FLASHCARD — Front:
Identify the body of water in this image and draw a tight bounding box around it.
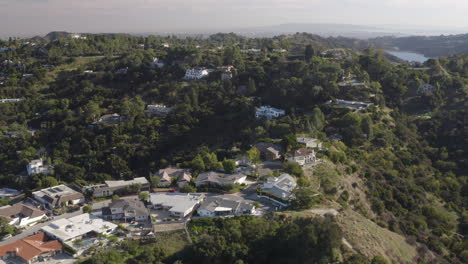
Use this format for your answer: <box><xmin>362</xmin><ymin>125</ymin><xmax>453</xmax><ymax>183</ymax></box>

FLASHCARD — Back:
<box><xmin>385</xmin><ymin>50</ymin><xmax>430</xmax><ymax>63</ymax></box>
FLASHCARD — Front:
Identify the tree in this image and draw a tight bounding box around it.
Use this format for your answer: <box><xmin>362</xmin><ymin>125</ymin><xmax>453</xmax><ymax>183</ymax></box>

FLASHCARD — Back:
<box><xmin>282</xmin><ymin>162</ymin><xmax>304</xmax><ymax>177</ymax></box>
<box><xmin>282</xmin><ymin>134</ymin><xmax>298</xmax><ymax>152</ymax></box>
<box><xmin>222</xmin><ymin>159</ymin><xmax>236</xmax><ymax>174</ymax></box>
<box><xmin>83</xmin><ymin>205</ymin><xmax>93</xmax><ymax>214</ymax></box>
<box><xmin>190</xmin><ymin>154</ymin><xmax>206</xmax><ymax>172</ymax></box>
<box><xmin>139</xmin><ymin>191</ymin><xmax>150</xmax><ymax>202</ymax></box>
<box><xmin>291</xmin><ymin>187</ymin><xmax>318</xmax><ymax>209</ymax></box>
<box><xmin>180</xmin><ymin>184</ymin><xmax>196</xmax><ymax>193</ymax></box>
<box><xmin>246</xmin><ymin>147</ymin><xmax>261</xmax><ymax>165</ymax></box>
<box><xmin>247</xmin><ymin>78</ymin><xmax>256</xmax><ymax>94</ymax></box>
<box><xmin>0</xmin><ymin>217</ymin><xmax>16</xmax><ymax>236</ymax></box>
<box><xmin>361</xmin><ymin>115</ymin><xmax>374</xmax><ymax>140</ymax></box>
<box><xmin>150</xmin><ymin>175</ymin><xmax>160</xmax><ymax>188</ymax></box>
<box><xmin>310</xmin><ymin>107</ymin><xmax>325</xmax><ymax>131</ymax></box>
<box><xmin>40</xmin><ymin>176</ymin><xmax>58</xmax><ymax>188</ymax></box>
<box><xmin>304</xmin><ymin>44</ymin><xmax>314</xmax><ymax>62</ymax></box>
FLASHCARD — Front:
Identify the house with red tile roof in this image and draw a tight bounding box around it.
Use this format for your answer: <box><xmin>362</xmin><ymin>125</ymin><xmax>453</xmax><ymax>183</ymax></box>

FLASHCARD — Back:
<box><xmin>0</xmin><ymin>232</ymin><xmax>63</xmax><ymax>264</ymax></box>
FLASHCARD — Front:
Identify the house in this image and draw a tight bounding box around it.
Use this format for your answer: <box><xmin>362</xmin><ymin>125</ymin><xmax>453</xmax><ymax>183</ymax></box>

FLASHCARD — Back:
<box><xmin>184</xmin><ymin>68</ymin><xmax>210</xmax><ymax>80</ymax></box>
<box><xmin>96</xmin><ymin>113</ymin><xmax>124</xmax><ymax>125</ymax></box>
<box><xmin>195</xmin><ymin>172</ymin><xmax>246</xmax><ymax>187</ymax></box>
<box><xmin>115</xmin><ymin>67</ymin><xmax>128</xmax><ymax>75</ymax></box>
<box><xmin>33</xmin><ymin>184</ymin><xmax>84</xmax><ymax>209</ymax></box>
<box><xmin>146</xmin><ymin>104</ymin><xmax>173</xmax><ymax>117</ymax></box>
<box><xmin>296</xmin><ymin>137</ymin><xmax>322</xmax><ymax>149</ymax></box>
<box><xmin>150</xmin><ymin>193</ymin><xmax>203</xmax><ymax>218</ymax></box>
<box><xmin>0</xmin><ymin>188</ymin><xmax>21</xmax><ymax>200</ymax></box>
<box><xmin>255</xmin><ymin>106</ymin><xmax>285</xmax><ymax>120</ymax></box>
<box><xmin>254</xmin><ymin>143</ymin><xmax>282</xmax><ymax>160</ymax></box>
<box><xmin>70</xmin><ymin>34</ymin><xmax>86</xmax><ymax>40</ymax></box>
<box><xmin>0</xmin><ymin>203</ymin><xmax>47</xmax><ymax>227</ymax></box>
<box><xmin>102</xmin><ymin>198</ymin><xmax>150</xmax><ymax>222</ymax></box>
<box><xmin>41</xmin><ymin>214</ymin><xmax>117</xmax><ymax>243</ymax></box>
<box><xmin>419</xmin><ymin>83</ymin><xmax>436</xmax><ymax>95</ymax></box>
<box><xmin>197</xmin><ymin>196</ymin><xmax>255</xmax><ymax>217</ymax></box>
<box><xmin>332</xmin><ymin>99</ymin><xmax>374</xmax><ymax>110</ymax></box>
<box><xmin>0</xmin><ymin>98</ymin><xmax>24</xmax><ymax>103</ymax></box>
<box><xmin>273</xmin><ymin>49</ymin><xmax>287</xmax><ymax>53</ymax></box>
<box><xmin>155</xmin><ymin>167</ymin><xmax>192</xmax><ymax>188</ymax></box>
<box><xmin>286</xmin><ymin>148</ymin><xmax>317</xmax><ymax>166</ymax></box>
<box><xmin>85</xmin><ymin>177</ymin><xmax>150</xmax><ymax>197</ymax></box>
<box><xmin>27</xmin><ymin>158</ymin><xmax>50</xmax><ymax>176</ymax></box>
<box><xmin>150</xmin><ymin>57</ymin><xmax>165</xmax><ymax>68</ymax></box>
<box><xmin>22</xmin><ymin>74</ymin><xmax>34</xmax><ymax>78</ymax></box>
<box><xmin>0</xmin><ymin>233</ymin><xmax>63</xmax><ymax>264</ymax></box>
<box><xmin>259</xmin><ymin>174</ymin><xmax>297</xmax><ymax>205</ymax></box>
<box><xmin>217</xmin><ymin>66</ymin><xmax>234</xmax><ymax>80</ymax></box>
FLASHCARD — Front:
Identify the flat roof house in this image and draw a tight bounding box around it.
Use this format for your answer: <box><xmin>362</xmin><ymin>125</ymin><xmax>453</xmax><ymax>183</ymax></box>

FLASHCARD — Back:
<box><xmin>150</xmin><ymin>193</ymin><xmax>203</xmax><ymax>218</ymax></box>
<box><xmin>0</xmin><ymin>203</ymin><xmax>47</xmax><ymax>227</ymax></box>
<box><xmin>254</xmin><ymin>143</ymin><xmax>282</xmax><ymax>160</ymax></box>
<box><xmin>184</xmin><ymin>68</ymin><xmax>211</xmax><ymax>80</ymax></box>
<box><xmin>197</xmin><ymin>196</ymin><xmax>255</xmax><ymax>217</ymax></box>
<box><xmin>86</xmin><ymin>177</ymin><xmax>150</xmax><ymax>197</ymax></box>
<box><xmin>27</xmin><ymin>158</ymin><xmax>50</xmax><ymax>176</ymax></box>
<box><xmin>0</xmin><ymin>233</ymin><xmax>63</xmax><ymax>264</ymax></box>
<box><xmin>259</xmin><ymin>174</ymin><xmax>297</xmax><ymax>205</ymax></box>
<box><xmin>102</xmin><ymin>198</ymin><xmax>150</xmax><ymax>222</ymax></box>
<box><xmin>33</xmin><ymin>184</ymin><xmax>84</xmax><ymax>209</ymax></box>
<box><xmin>195</xmin><ymin>172</ymin><xmax>247</xmax><ymax>187</ymax></box>
<box><xmin>155</xmin><ymin>167</ymin><xmax>192</xmax><ymax>187</ymax></box>
<box><xmin>41</xmin><ymin>214</ymin><xmax>117</xmax><ymax>243</ymax></box>
<box><xmin>255</xmin><ymin>106</ymin><xmax>285</xmax><ymax>120</ymax></box>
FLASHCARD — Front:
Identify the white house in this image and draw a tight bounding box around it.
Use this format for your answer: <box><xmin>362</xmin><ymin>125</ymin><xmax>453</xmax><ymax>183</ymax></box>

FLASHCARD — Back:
<box><xmin>259</xmin><ymin>174</ymin><xmax>297</xmax><ymax>205</ymax></box>
<box><xmin>0</xmin><ymin>98</ymin><xmax>24</xmax><ymax>104</ymax></box>
<box><xmin>286</xmin><ymin>148</ymin><xmax>317</xmax><ymax>166</ymax></box>
<box><xmin>41</xmin><ymin>214</ymin><xmax>117</xmax><ymax>243</ymax></box>
<box><xmin>197</xmin><ymin>196</ymin><xmax>255</xmax><ymax>217</ymax></box>
<box><xmin>27</xmin><ymin>159</ymin><xmax>50</xmax><ymax>176</ymax></box>
<box><xmin>146</xmin><ymin>104</ymin><xmax>173</xmax><ymax>117</ymax></box>
<box><xmin>255</xmin><ymin>106</ymin><xmax>285</xmax><ymax>120</ymax></box>
<box><xmin>150</xmin><ymin>57</ymin><xmax>165</xmax><ymax>68</ymax></box>
<box><xmin>296</xmin><ymin>137</ymin><xmax>322</xmax><ymax>149</ymax></box>
<box><xmin>184</xmin><ymin>68</ymin><xmax>210</xmax><ymax>80</ymax></box>
<box><xmin>85</xmin><ymin>177</ymin><xmax>150</xmax><ymax>197</ymax></box>
<box><xmin>102</xmin><ymin>198</ymin><xmax>150</xmax><ymax>222</ymax></box>
<box><xmin>150</xmin><ymin>193</ymin><xmax>203</xmax><ymax>218</ymax></box>
<box><xmin>0</xmin><ymin>203</ymin><xmax>47</xmax><ymax>227</ymax></box>
<box><xmin>195</xmin><ymin>172</ymin><xmax>247</xmax><ymax>187</ymax></box>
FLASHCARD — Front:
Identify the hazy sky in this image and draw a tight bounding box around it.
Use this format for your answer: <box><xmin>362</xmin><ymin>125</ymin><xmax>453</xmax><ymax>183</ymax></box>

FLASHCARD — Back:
<box><xmin>1</xmin><ymin>0</ymin><xmax>467</xmax><ymax>37</ymax></box>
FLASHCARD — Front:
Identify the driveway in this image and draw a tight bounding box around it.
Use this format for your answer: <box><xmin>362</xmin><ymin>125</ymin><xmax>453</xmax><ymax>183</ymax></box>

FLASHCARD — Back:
<box><xmin>0</xmin><ymin>200</ymin><xmax>110</xmax><ymax>246</ymax></box>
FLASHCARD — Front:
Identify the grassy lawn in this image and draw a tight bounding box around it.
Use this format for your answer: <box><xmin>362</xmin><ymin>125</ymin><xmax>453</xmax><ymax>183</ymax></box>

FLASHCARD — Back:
<box><xmin>45</xmin><ymin>56</ymin><xmax>103</xmax><ymax>82</ymax></box>
<box><xmin>154</xmin><ymin>230</ymin><xmax>190</xmax><ymax>256</ymax></box>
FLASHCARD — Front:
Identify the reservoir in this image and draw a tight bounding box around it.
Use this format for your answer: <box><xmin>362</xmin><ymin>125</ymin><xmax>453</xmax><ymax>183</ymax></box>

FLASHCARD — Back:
<box><xmin>385</xmin><ymin>50</ymin><xmax>431</xmax><ymax>63</ymax></box>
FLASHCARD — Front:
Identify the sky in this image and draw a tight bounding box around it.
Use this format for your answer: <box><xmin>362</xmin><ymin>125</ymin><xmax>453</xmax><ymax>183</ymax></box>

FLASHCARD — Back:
<box><xmin>0</xmin><ymin>0</ymin><xmax>467</xmax><ymax>37</ymax></box>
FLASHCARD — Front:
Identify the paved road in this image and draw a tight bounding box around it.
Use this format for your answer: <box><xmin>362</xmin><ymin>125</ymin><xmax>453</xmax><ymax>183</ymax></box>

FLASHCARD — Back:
<box><xmin>0</xmin><ymin>200</ymin><xmax>110</xmax><ymax>246</ymax></box>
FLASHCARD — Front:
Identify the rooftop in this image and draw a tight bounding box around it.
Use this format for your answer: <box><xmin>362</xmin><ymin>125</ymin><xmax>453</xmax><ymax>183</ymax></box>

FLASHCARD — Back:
<box><xmin>150</xmin><ymin>193</ymin><xmax>203</xmax><ymax>214</ymax></box>
<box><xmin>104</xmin><ymin>177</ymin><xmax>149</xmax><ymax>188</ymax></box>
<box><xmin>41</xmin><ymin>213</ymin><xmax>117</xmax><ymax>242</ymax></box>
<box><xmin>0</xmin><ymin>203</ymin><xmax>46</xmax><ymax>221</ymax></box>
<box><xmin>0</xmin><ymin>233</ymin><xmax>62</xmax><ymax>262</ymax></box>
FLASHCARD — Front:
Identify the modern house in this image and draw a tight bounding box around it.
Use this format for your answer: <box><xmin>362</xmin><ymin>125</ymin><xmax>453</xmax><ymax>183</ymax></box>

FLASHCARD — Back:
<box><xmin>0</xmin><ymin>233</ymin><xmax>63</xmax><ymax>264</ymax></box>
<box><xmin>0</xmin><ymin>188</ymin><xmax>21</xmax><ymax>200</ymax></box>
<box><xmin>41</xmin><ymin>213</ymin><xmax>117</xmax><ymax>243</ymax></box>
<box><xmin>155</xmin><ymin>167</ymin><xmax>192</xmax><ymax>187</ymax></box>
<box><xmin>102</xmin><ymin>198</ymin><xmax>150</xmax><ymax>222</ymax></box>
<box><xmin>254</xmin><ymin>143</ymin><xmax>282</xmax><ymax>160</ymax></box>
<box><xmin>330</xmin><ymin>99</ymin><xmax>374</xmax><ymax>111</ymax></box>
<box><xmin>146</xmin><ymin>104</ymin><xmax>173</xmax><ymax>117</ymax></box>
<box><xmin>0</xmin><ymin>98</ymin><xmax>24</xmax><ymax>103</ymax></box>
<box><xmin>259</xmin><ymin>174</ymin><xmax>297</xmax><ymax>205</ymax></box>
<box><xmin>255</xmin><ymin>106</ymin><xmax>285</xmax><ymax>120</ymax></box>
<box><xmin>27</xmin><ymin>159</ymin><xmax>50</xmax><ymax>176</ymax></box>
<box><xmin>184</xmin><ymin>68</ymin><xmax>210</xmax><ymax>80</ymax></box>
<box><xmin>286</xmin><ymin>148</ymin><xmax>317</xmax><ymax>166</ymax></box>
<box><xmin>85</xmin><ymin>177</ymin><xmax>150</xmax><ymax>197</ymax></box>
<box><xmin>0</xmin><ymin>203</ymin><xmax>47</xmax><ymax>227</ymax></box>
<box><xmin>197</xmin><ymin>196</ymin><xmax>255</xmax><ymax>217</ymax></box>
<box><xmin>195</xmin><ymin>172</ymin><xmax>247</xmax><ymax>187</ymax></box>
<box><xmin>150</xmin><ymin>193</ymin><xmax>203</xmax><ymax>218</ymax></box>
<box><xmin>33</xmin><ymin>184</ymin><xmax>84</xmax><ymax>209</ymax></box>
<box><xmin>296</xmin><ymin>137</ymin><xmax>323</xmax><ymax>149</ymax></box>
